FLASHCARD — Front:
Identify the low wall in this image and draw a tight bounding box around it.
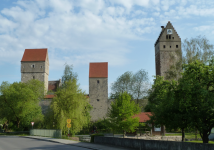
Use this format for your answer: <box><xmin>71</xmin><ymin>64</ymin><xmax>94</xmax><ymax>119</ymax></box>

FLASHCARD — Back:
<box><xmin>30</xmin><ymin>129</ymin><xmax>61</xmax><ymax>138</ymax></box>
<box><xmin>94</xmin><ymin>136</ymin><xmax>214</xmax><ymax>150</ymax></box>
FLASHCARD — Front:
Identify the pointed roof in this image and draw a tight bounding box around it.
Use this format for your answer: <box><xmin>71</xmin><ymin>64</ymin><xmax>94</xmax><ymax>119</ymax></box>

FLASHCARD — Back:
<box><xmin>89</xmin><ymin>62</ymin><xmax>108</xmax><ymax>78</ymax></box>
<box><xmin>155</xmin><ymin>21</ymin><xmax>180</xmax><ymax>46</ymax></box>
<box><xmin>21</xmin><ymin>48</ymin><xmax>48</xmax><ymax>62</ymax></box>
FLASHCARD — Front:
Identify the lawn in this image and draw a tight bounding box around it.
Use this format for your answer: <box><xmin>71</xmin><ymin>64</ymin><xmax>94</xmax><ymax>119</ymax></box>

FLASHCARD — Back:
<box><xmin>165</xmin><ymin>133</ymin><xmax>201</xmax><ymax>139</ymax></box>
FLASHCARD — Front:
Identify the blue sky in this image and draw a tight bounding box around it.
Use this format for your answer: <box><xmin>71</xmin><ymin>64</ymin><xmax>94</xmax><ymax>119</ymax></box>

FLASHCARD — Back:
<box><xmin>0</xmin><ymin>0</ymin><xmax>214</xmax><ymax>96</ymax></box>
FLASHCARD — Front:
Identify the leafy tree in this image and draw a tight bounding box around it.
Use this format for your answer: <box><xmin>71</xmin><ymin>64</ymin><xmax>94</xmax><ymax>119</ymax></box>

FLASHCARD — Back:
<box><xmin>146</xmin><ymin>76</ymin><xmax>188</xmax><ymax>141</ymax></box>
<box><xmin>110</xmin><ymin>69</ymin><xmax>151</xmax><ymax>110</ymax></box>
<box><xmin>0</xmin><ymin>80</ymin><xmax>44</xmax><ymax>130</ymax></box>
<box><xmin>51</xmin><ymin>79</ymin><xmax>92</xmax><ymax>136</ymax></box>
<box><xmin>177</xmin><ymin>60</ymin><xmax>214</xmax><ymax>143</ymax></box>
<box><xmin>108</xmin><ymin>92</ymin><xmax>141</xmax><ymax>137</ymax></box>
<box><xmin>165</xmin><ymin>35</ymin><xmax>214</xmax><ymax>81</ymax></box>
<box><xmin>61</xmin><ymin>64</ymin><xmax>77</xmax><ymax>87</ymax></box>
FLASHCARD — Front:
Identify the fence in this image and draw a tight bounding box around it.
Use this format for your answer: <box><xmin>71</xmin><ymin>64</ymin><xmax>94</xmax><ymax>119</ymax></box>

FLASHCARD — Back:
<box><xmin>30</xmin><ymin>129</ymin><xmax>62</xmax><ymax>138</ymax></box>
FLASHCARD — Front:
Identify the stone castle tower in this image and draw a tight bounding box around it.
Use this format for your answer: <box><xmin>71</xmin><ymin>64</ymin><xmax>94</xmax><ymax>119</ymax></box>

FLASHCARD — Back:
<box><xmin>21</xmin><ymin>48</ymin><xmax>49</xmax><ymax>93</ymax></box>
<box><xmin>89</xmin><ymin>62</ymin><xmax>108</xmax><ymax>121</ymax></box>
<box><xmin>155</xmin><ymin>21</ymin><xmax>181</xmax><ymax>78</ymax></box>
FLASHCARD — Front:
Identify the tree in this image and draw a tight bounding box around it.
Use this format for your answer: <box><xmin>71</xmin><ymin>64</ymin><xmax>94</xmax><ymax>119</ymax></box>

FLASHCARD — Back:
<box><xmin>111</xmin><ymin>71</ymin><xmax>133</xmax><ymax>95</ymax></box>
<box><xmin>165</xmin><ymin>35</ymin><xmax>214</xmax><ymax>81</ymax></box>
<box><xmin>177</xmin><ymin>60</ymin><xmax>214</xmax><ymax>143</ymax></box>
<box><xmin>50</xmin><ymin>64</ymin><xmax>91</xmax><ymax>136</ymax></box>
<box><xmin>51</xmin><ymin>79</ymin><xmax>91</xmax><ymax>136</ymax></box>
<box><xmin>110</xmin><ymin>69</ymin><xmax>151</xmax><ymax>109</ymax></box>
<box><xmin>0</xmin><ymin>80</ymin><xmax>44</xmax><ymax>130</ymax></box>
<box><xmin>147</xmin><ymin>59</ymin><xmax>214</xmax><ymax>143</ymax></box>
<box><xmin>146</xmin><ymin>76</ymin><xmax>189</xmax><ymax>142</ymax></box>
<box><xmin>131</xmin><ymin>69</ymin><xmax>150</xmax><ymax>104</ymax></box>
<box><xmin>61</xmin><ymin>64</ymin><xmax>77</xmax><ymax>87</ymax></box>
<box><xmin>108</xmin><ymin>92</ymin><xmax>141</xmax><ymax>137</ymax></box>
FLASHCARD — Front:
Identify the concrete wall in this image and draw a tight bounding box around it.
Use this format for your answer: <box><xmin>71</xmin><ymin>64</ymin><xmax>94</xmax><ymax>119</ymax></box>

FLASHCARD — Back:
<box><xmin>89</xmin><ymin>77</ymin><xmax>108</xmax><ymax>121</ymax></box>
<box><xmin>94</xmin><ymin>136</ymin><xmax>214</xmax><ymax>150</ymax></box>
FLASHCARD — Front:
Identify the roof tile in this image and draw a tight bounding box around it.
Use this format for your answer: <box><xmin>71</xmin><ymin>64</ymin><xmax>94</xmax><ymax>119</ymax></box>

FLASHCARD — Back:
<box><xmin>21</xmin><ymin>48</ymin><xmax>48</xmax><ymax>62</ymax></box>
<box><xmin>89</xmin><ymin>62</ymin><xmax>108</xmax><ymax>78</ymax></box>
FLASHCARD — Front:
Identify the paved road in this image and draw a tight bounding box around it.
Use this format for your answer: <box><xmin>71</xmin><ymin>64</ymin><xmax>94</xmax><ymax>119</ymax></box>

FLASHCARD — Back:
<box><xmin>0</xmin><ymin>136</ymin><xmax>90</xmax><ymax>150</ymax></box>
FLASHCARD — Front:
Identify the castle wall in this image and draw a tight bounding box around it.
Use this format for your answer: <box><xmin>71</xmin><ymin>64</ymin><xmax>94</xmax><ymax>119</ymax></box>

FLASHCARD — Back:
<box><xmin>89</xmin><ymin>77</ymin><xmax>108</xmax><ymax>121</ymax></box>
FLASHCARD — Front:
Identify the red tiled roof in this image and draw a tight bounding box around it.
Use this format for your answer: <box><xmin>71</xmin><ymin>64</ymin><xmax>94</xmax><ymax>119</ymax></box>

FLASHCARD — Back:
<box><xmin>21</xmin><ymin>48</ymin><xmax>48</xmax><ymax>62</ymax></box>
<box><xmin>133</xmin><ymin>112</ymin><xmax>152</xmax><ymax>122</ymax></box>
<box><xmin>89</xmin><ymin>62</ymin><xmax>108</xmax><ymax>78</ymax></box>
<box><xmin>44</xmin><ymin>95</ymin><xmax>55</xmax><ymax>99</ymax></box>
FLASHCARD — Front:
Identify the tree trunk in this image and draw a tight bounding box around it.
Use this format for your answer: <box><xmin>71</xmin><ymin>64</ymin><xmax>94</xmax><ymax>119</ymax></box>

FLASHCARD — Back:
<box><xmin>202</xmin><ymin>132</ymin><xmax>209</xmax><ymax>143</ymax></box>
<box><xmin>17</xmin><ymin>120</ymin><xmax>20</xmax><ymax>128</ymax></box>
<box><xmin>182</xmin><ymin>128</ymin><xmax>185</xmax><ymax>142</ymax></box>
<box><xmin>195</xmin><ymin>129</ymin><xmax>197</xmax><ymax>140</ymax></box>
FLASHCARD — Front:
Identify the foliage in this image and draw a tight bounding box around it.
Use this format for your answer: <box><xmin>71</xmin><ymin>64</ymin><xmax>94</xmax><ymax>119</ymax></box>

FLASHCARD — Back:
<box><xmin>110</xmin><ymin>69</ymin><xmax>151</xmax><ymax>106</ymax></box>
<box><xmin>165</xmin><ymin>35</ymin><xmax>214</xmax><ymax>81</ymax></box>
<box><xmin>92</xmin><ymin>118</ymin><xmax>112</xmax><ymax>133</ymax></box>
<box><xmin>108</xmin><ymin>92</ymin><xmax>141</xmax><ymax>137</ymax></box>
<box><xmin>147</xmin><ymin>59</ymin><xmax>214</xmax><ymax>143</ymax></box>
<box><xmin>61</xmin><ymin>64</ymin><xmax>77</xmax><ymax>87</ymax></box>
<box><xmin>50</xmin><ymin>64</ymin><xmax>92</xmax><ymax>136</ymax></box>
<box><xmin>0</xmin><ymin>80</ymin><xmax>44</xmax><ymax>131</ymax></box>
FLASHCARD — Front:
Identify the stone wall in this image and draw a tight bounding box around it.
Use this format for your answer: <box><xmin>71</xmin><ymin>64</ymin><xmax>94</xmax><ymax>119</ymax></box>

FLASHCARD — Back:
<box><xmin>89</xmin><ymin>78</ymin><xmax>108</xmax><ymax>121</ymax></box>
<box><xmin>94</xmin><ymin>136</ymin><xmax>214</xmax><ymax>150</ymax></box>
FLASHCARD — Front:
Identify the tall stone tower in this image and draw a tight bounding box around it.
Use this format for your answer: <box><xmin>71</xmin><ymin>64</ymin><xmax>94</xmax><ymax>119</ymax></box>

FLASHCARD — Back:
<box><xmin>89</xmin><ymin>62</ymin><xmax>108</xmax><ymax>121</ymax></box>
<box><xmin>21</xmin><ymin>48</ymin><xmax>49</xmax><ymax>93</ymax></box>
<box><xmin>155</xmin><ymin>21</ymin><xmax>181</xmax><ymax>78</ymax></box>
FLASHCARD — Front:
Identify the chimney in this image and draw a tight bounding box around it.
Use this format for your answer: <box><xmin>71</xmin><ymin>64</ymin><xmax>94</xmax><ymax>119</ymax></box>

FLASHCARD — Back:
<box><xmin>161</xmin><ymin>26</ymin><xmax>164</xmax><ymax>31</ymax></box>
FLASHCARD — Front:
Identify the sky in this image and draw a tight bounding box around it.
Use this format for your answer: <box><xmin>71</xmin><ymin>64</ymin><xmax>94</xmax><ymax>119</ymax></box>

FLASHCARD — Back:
<box><xmin>0</xmin><ymin>0</ymin><xmax>214</xmax><ymax>96</ymax></box>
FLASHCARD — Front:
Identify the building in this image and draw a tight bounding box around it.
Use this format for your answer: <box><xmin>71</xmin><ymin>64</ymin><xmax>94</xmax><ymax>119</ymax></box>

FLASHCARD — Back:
<box><xmin>89</xmin><ymin>62</ymin><xmax>108</xmax><ymax>121</ymax></box>
<box><xmin>155</xmin><ymin>21</ymin><xmax>181</xmax><ymax>78</ymax></box>
<box><xmin>21</xmin><ymin>48</ymin><xmax>49</xmax><ymax>93</ymax></box>
<box><xmin>133</xmin><ymin>112</ymin><xmax>165</xmax><ymax>136</ymax></box>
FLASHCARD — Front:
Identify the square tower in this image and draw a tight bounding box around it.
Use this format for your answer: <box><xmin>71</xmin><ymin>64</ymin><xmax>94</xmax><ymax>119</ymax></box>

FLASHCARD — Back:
<box><xmin>155</xmin><ymin>21</ymin><xmax>181</xmax><ymax>78</ymax></box>
<box><xmin>89</xmin><ymin>62</ymin><xmax>108</xmax><ymax>121</ymax></box>
<box><xmin>21</xmin><ymin>48</ymin><xmax>49</xmax><ymax>93</ymax></box>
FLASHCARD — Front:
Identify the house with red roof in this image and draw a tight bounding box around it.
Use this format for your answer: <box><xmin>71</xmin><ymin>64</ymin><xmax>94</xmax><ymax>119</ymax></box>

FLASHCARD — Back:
<box><xmin>133</xmin><ymin>112</ymin><xmax>165</xmax><ymax>136</ymax></box>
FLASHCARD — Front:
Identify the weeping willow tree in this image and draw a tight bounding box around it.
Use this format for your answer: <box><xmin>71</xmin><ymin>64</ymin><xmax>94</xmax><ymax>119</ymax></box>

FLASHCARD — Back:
<box><xmin>51</xmin><ymin>78</ymin><xmax>92</xmax><ymax>136</ymax></box>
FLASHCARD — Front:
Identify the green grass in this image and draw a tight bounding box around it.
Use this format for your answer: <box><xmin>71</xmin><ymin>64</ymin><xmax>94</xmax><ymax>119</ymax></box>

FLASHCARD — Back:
<box><xmin>165</xmin><ymin>133</ymin><xmax>201</xmax><ymax>139</ymax></box>
<box><xmin>186</xmin><ymin>140</ymin><xmax>214</xmax><ymax>144</ymax></box>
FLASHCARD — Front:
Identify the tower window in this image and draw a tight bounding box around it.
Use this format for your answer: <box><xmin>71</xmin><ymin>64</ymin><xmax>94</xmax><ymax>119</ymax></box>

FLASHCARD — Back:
<box><xmin>169</xmin><ymin>35</ymin><xmax>171</xmax><ymax>39</ymax></box>
<box><xmin>41</xmin><ymin>66</ymin><xmax>43</xmax><ymax>68</ymax></box>
<box><xmin>176</xmin><ymin>45</ymin><xmax>178</xmax><ymax>48</ymax></box>
<box><xmin>97</xmin><ymin>99</ymin><xmax>99</xmax><ymax>101</ymax></box>
<box><xmin>172</xmin><ymin>37</ymin><xmax>174</xmax><ymax>39</ymax></box>
<box><xmin>33</xmin><ymin>76</ymin><xmax>35</xmax><ymax>79</ymax></box>
<box><xmin>166</xmin><ymin>35</ymin><xmax>168</xmax><ymax>39</ymax></box>
<box><xmin>32</xmin><ymin>65</ymin><xmax>35</xmax><ymax>68</ymax></box>
<box><xmin>97</xmin><ymin>80</ymin><xmax>99</xmax><ymax>83</ymax></box>
<box><xmin>170</xmin><ymin>46</ymin><xmax>171</xmax><ymax>48</ymax></box>
<box><xmin>163</xmin><ymin>45</ymin><xmax>165</xmax><ymax>48</ymax></box>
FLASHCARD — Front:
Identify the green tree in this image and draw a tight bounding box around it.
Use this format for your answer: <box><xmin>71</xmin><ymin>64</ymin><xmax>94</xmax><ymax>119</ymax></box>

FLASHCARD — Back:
<box><xmin>177</xmin><ymin>60</ymin><xmax>214</xmax><ymax>143</ymax></box>
<box><xmin>62</xmin><ymin>64</ymin><xmax>77</xmax><ymax>87</ymax></box>
<box><xmin>51</xmin><ymin>79</ymin><xmax>91</xmax><ymax>136</ymax></box>
<box><xmin>108</xmin><ymin>92</ymin><xmax>141</xmax><ymax>137</ymax></box>
<box><xmin>146</xmin><ymin>76</ymin><xmax>188</xmax><ymax>141</ymax></box>
<box><xmin>0</xmin><ymin>80</ymin><xmax>44</xmax><ymax>130</ymax></box>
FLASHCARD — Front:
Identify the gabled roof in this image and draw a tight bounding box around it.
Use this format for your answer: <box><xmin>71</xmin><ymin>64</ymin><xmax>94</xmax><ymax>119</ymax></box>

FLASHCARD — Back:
<box><xmin>21</xmin><ymin>48</ymin><xmax>48</xmax><ymax>62</ymax></box>
<box><xmin>133</xmin><ymin>112</ymin><xmax>152</xmax><ymax>123</ymax></box>
<box><xmin>155</xmin><ymin>21</ymin><xmax>180</xmax><ymax>46</ymax></box>
<box><xmin>89</xmin><ymin>62</ymin><xmax>108</xmax><ymax>78</ymax></box>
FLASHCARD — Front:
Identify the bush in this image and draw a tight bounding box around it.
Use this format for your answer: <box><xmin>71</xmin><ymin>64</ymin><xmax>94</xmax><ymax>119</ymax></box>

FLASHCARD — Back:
<box><xmin>90</xmin><ymin>133</ymin><xmax>104</xmax><ymax>143</ymax></box>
